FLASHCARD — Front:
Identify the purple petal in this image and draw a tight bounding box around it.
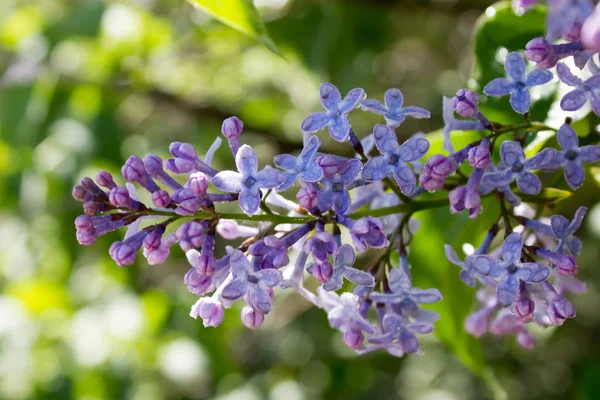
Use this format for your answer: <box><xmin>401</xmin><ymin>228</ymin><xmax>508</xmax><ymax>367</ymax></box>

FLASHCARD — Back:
<box><xmin>256</xmin><ymin>166</ymin><xmax>284</xmax><ymax>188</ymax></box>
<box><xmin>444</xmin><ymin>245</ymin><xmax>464</xmax><ymax>267</ymax></box>
<box><xmin>301</xmin><ymin>111</ymin><xmax>329</xmax><ymax>133</ymax></box>
<box><xmin>393</xmin><ymin>165</ymin><xmax>416</xmax><ymax>195</ymax></box>
<box><xmin>212</xmin><ymin>171</ymin><xmax>243</xmax><ymax>193</ymax></box>
<box><xmin>505</xmin><ymin>52</ymin><xmax>527</xmax><ymax>82</ymax></box>
<box><xmin>560</xmin><ymin>89</ymin><xmax>588</xmax><ymax>111</ymax></box>
<box><xmin>517</xmin><ymin>171</ymin><xmax>542</xmax><ymax>195</ymax></box>
<box><xmin>551</xmin><ymin>215</ymin><xmax>571</xmax><ymax>238</ymax></box>
<box><xmin>590</xmin><ymin>93</ymin><xmax>600</xmax><ymax>116</ymax></box>
<box><xmin>517</xmin><ymin>263</ymin><xmax>550</xmax><ymax>282</ymax></box>
<box><xmin>235</xmin><ymin>145</ymin><xmax>258</xmax><ymax>174</ymax></box>
<box><xmin>230</xmin><ymin>249</ymin><xmax>251</xmax><ymax>277</ymax></box>
<box><xmin>500</xmin><ymin>140</ymin><xmax>526</xmax><ymax>166</ymax></box>
<box><xmin>319</xmin><ymin>82</ymin><xmax>342</xmax><ymax>110</ymax></box>
<box><xmin>556</xmin><ymin>63</ymin><xmax>584</xmax><ymax>87</ymax></box>
<box><xmin>322</xmin><ymin>268</ymin><xmax>344</xmax><ymax>291</ymax></box>
<box><xmin>388</xmin><ymin>267</ymin><xmax>411</xmax><ymax>293</ymax></box>
<box><xmin>510</xmin><ymin>88</ymin><xmax>531</xmax><ymax>114</ymax></box>
<box><xmin>397</xmin><ymin>106</ymin><xmax>431</xmax><ymax>119</ymax></box>
<box><xmin>525</xmin><ymin>68</ymin><xmax>553</xmax><ymax>86</ymax></box>
<box><xmin>398</xmin><ymin>137</ymin><xmax>430</xmax><ymax>162</ymax></box>
<box><xmin>483</xmin><ymin>168</ymin><xmax>515</xmax><ymax>188</ymax></box>
<box><xmin>360</xmin><ymin>98</ymin><xmax>387</xmax><ymax>115</ymax></box>
<box><xmin>302</xmin><ymin>162</ymin><xmax>323</xmax><ymax>182</ymax></box>
<box><xmin>328</xmin><ymin>116</ymin><xmax>351</xmax><ymax>142</ymax></box>
<box><xmin>484</xmin><ymin>78</ymin><xmax>513</xmax><ymax>96</ymax></box>
<box><xmin>497</xmin><ymin>273</ymin><xmax>519</xmax><ymax>306</ymax></box>
<box><xmin>249</xmin><ymin>285</ymin><xmax>272</xmax><ymax>314</ymax></box>
<box><xmin>274</xmin><ymin>154</ymin><xmax>298</xmax><ymax>170</ymax></box>
<box><xmin>524</xmin><ymin>147</ymin><xmax>556</xmax><ymax>170</ymax></box>
<box><xmin>407</xmin><ymin>321</ymin><xmax>434</xmax><ymax>334</ymax></box>
<box><xmin>373</xmin><ymin>124</ymin><xmax>400</xmax><ymax>154</ymax></box>
<box><xmin>317</xmin><ymin>189</ymin><xmax>335</xmax><ymax>211</ymax></box>
<box><xmin>565</xmin><ymin>162</ymin><xmax>585</xmax><ymax>189</ymax></box>
<box><xmin>411</xmin><ymin>288</ymin><xmax>442</xmax><ymax>304</ymax></box>
<box><xmin>334</xmin><ymin>190</ymin><xmax>351</xmax><ymax>214</ymax></box>
<box><xmin>502</xmin><ymin>233</ymin><xmax>523</xmax><ymax>265</ymax></box>
<box><xmin>384</xmin><ymin>88</ymin><xmax>404</xmax><ymax>111</ymax></box>
<box><xmin>362</xmin><ymin>156</ymin><xmax>390</xmax><ymax>181</ymax></box>
<box><xmin>579</xmin><ymin>145</ymin><xmax>600</xmax><ymax>162</ymax></box>
<box><xmin>569</xmin><ymin>206</ymin><xmax>588</xmax><ymax>233</ymax></box>
<box><xmin>471</xmin><ymin>255</ymin><xmax>505</xmax><ymax>277</ymax></box>
<box><xmin>221</xmin><ymin>279</ymin><xmax>248</xmax><ymax>301</ymax></box>
<box><xmin>335</xmin><ymin>244</ymin><xmax>355</xmax><ymax>267</ymax></box>
<box><xmin>239</xmin><ymin>187</ymin><xmax>261</xmax><ymax>215</ymax></box>
<box><xmin>255</xmin><ymin>269</ymin><xmax>282</xmax><ymax>287</ymax></box>
<box><xmin>345</xmin><ymin>268</ymin><xmax>375</xmax><ymax>287</ymax></box>
<box><xmin>339</xmin><ymin>159</ymin><xmax>362</xmax><ymax>184</ymax></box>
<box><xmin>340</xmin><ymin>88</ymin><xmax>365</xmax><ymax>113</ymax></box>
<box><xmin>300</xmin><ymin>135</ymin><xmax>321</xmax><ymax>163</ymax></box>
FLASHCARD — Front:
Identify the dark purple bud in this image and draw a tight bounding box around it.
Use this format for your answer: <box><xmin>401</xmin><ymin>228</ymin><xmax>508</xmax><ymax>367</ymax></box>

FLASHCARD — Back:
<box><xmin>544</xmin><ymin>282</ymin><xmax>576</xmax><ymax>325</ymax></box>
<box><xmin>109</xmin><ymin>242</ymin><xmax>138</xmax><ymax>266</ymax></box>
<box><xmin>121</xmin><ymin>156</ymin><xmax>146</xmax><ymax>182</ymax></box>
<box><xmin>515</xmin><ymin>284</ymin><xmax>535</xmax><ymax>323</ymax></box>
<box><xmin>143</xmin><ymin>231</ymin><xmax>163</xmax><ymax>252</ymax></box>
<box><xmin>452</xmin><ymin>89</ymin><xmax>480</xmax><ymax>118</ymax></box>
<box><xmin>525</xmin><ymin>37</ymin><xmax>551</xmax><ymax>63</ymax></box>
<box><xmin>317</xmin><ymin>155</ymin><xmax>343</xmax><ymax>177</ymax></box>
<box><xmin>343</xmin><ymin>329</ymin><xmax>365</xmax><ymax>350</ymax></box>
<box><xmin>222</xmin><ymin>116</ymin><xmax>244</xmax><ymax>139</ymax></box>
<box><xmin>468</xmin><ymin>141</ymin><xmax>491</xmax><ymax>169</ymax></box>
<box><xmin>75</xmin><ymin>215</ymin><xmax>93</xmax><ymax>232</ymax></box>
<box><xmin>96</xmin><ymin>170</ymin><xmax>117</xmax><ymax>189</ymax></box>
<box><xmin>152</xmin><ymin>189</ymin><xmax>171</xmax><ymax>208</ymax></box>
<box><xmin>72</xmin><ymin>185</ymin><xmax>93</xmax><ymax>202</ymax></box>
<box><xmin>171</xmin><ymin>188</ymin><xmax>201</xmax><ymax>216</ymax></box>
<box><xmin>556</xmin><ymin>254</ymin><xmax>578</xmax><ymax>276</ymax></box>
<box><xmin>449</xmin><ymin>186</ymin><xmax>466</xmax><ymax>214</ymax></box>
<box><xmin>241</xmin><ymin>305</ymin><xmax>264</xmax><ymax>329</ymax></box>
<box><xmin>307</xmin><ymin>262</ymin><xmax>333</xmax><ymax>283</ymax></box>
<box><xmin>196</xmin><ymin>254</ymin><xmax>217</xmax><ymax>276</ymax></box>
<box><xmin>83</xmin><ymin>201</ymin><xmax>112</xmax><ymax>215</ymax></box>
<box><xmin>176</xmin><ymin>221</ymin><xmax>206</xmax><ymax>252</ymax></box>
<box><xmin>187</xmin><ymin>173</ymin><xmax>209</xmax><ymax>197</ymax></box>
<box><xmin>109</xmin><ymin>187</ymin><xmax>142</xmax><ymax>209</ymax></box>
<box><xmin>297</xmin><ymin>186</ymin><xmax>318</xmax><ymax>209</ymax></box>
<box><xmin>76</xmin><ymin>231</ymin><xmax>97</xmax><ymax>245</ymax></box>
<box><xmin>184</xmin><ymin>268</ymin><xmax>212</xmax><ymax>295</ymax></box>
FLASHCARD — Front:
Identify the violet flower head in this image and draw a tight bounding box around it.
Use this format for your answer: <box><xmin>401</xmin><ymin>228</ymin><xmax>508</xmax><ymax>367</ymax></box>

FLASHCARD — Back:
<box><xmin>274</xmin><ymin>135</ymin><xmax>323</xmax><ymax>191</ymax></box>
<box><xmin>212</xmin><ymin>145</ymin><xmax>284</xmax><ymax>216</ymax></box>
<box><xmin>471</xmin><ymin>233</ymin><xmax>551</xmax><ymax>306</ymax></box>
<box><xmin>370</xmin><ymin>266</ymin><xmax>442</xmax><ymax>308</ymax></box>
<box><xmin>317</xmin><ymin>158</ymin><xmax>361</xmax><ymax>214</ymax></box>
<box><xmin>301</xmin><ymin>83</ymin><xmax>365</xmax><ymax>142</ymax></box>
<box><xmin>544</xmin><ymin>124</ymin><xmax>600</xmax><ymax>189</ymax></box>
<box><xmin>323</xmin><ymin>244</ymin><xmax>375</xmax><ymax>291</ymax></box>
<box><xmin>362</xmin><ymin>124</ymin><xmax>430</xmax><ymax>195</ymax></box>
<box><xmin>360</xmin><ymin>88</ymin><xmax>430</xmax><ymax>128</ymax></box>
<box><xmin>551</xmin><ymin>206</ymin><xmax>587</xmax><ymax>256</ymax></box>
<box><xmin>220</xmin><ymin>249</ymin><xmax>282</xmax><ymax>314</ymax></box>
<box><xmin>556</xmin><ymin>63</ymin><xmax>600</xmax><ymax>116</ymax></box>
<box><xmin>483</xmin><ymin>52</ymin><xmax>553</xmax><ymax>114</ymax></box>
<box><xmin>483</xmin><ymin>140</ymin><xmax>556</xmax><ymax>195</ymax></box>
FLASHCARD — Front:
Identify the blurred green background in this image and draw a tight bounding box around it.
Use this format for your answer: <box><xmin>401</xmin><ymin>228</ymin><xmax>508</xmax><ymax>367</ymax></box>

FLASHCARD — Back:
<box><xmin>1</xmin><ymin>0</ymin><xmax>600</xmax><ymax>399</ymax></box>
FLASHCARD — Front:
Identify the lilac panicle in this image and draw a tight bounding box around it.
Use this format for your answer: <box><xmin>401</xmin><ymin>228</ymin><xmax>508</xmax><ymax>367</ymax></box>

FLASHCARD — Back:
<box><xmin>544</xmin><ymin>124</ymin><xmax>600</xmax><ymax>189</ymax></box>
<box><xmin>212</xmin><ymin>145</ymin><xmax>284</xmax><ymax>216</ymax></box>
<box><xmin>301</xmin><ymin>83</ymin><xmax>365</xmax><ymax>142</ymax></box>
<box><xmin>362</xmin><ymin>124</ymin><xmax>429</xmax><ymax>195</ymax></box>
<box><xmin>483</xmin><ymin>52</ymin><xmax>553</xmax><ymax>114</ymax></box>
<box><xmin>360</xmin><ymin>88</ymin><xmax>430</xmax><ymax>128</ymax></box>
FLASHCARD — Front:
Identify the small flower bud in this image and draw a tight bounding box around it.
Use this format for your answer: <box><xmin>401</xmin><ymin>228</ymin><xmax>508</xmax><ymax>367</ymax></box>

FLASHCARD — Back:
<box><xmin>171</xmin><ymin>188</ymin><xmax>201</xmax><ymax>216</ymax></box>
<box><xmin>515</xmin><ymin>297</ymin><xmax>535</xmax><ymax>323</ymax></box>
<box><xmin>297</xmin><ymin>186</ymin><xmax>318</xmax><ymax>209</ymax></box>
<box><xmin>241</xmin><ymin>306</ymin><xmax>264</xmax><ymax>329</ymax></box>
<box><xmin>187</xmin><ymin>172</ymin><xmax>209</xmax><ymax>197</ymax></box>
<box><xmin>121</xmin><ymin>155</ymin><xmax>147</xmax><ymax>183</ymax></box>
<box><xmin>525</xmin><ymin>37</ymin><xmax>551</xmax><ymax>63</ymax></box>
<box><xmin>75</xmin><ymin>215</ymin><xmax>93</xmax><ymax>232</ymax></box>
<box><xmin>307</xmin><ymin>262</ymin><xmax>333</xmax><ymax>283</ymax></box>
<box><xmin>556</xmin><ymin>254</ymin><xmax>578</xmax><ymax>276</ymax></box>
<box><xmin>151</xmin><ymin>189</ymin><xmax>171</xmax><ymax>208</ymax></box>
<box><xmin>184</xmin><ymin>267</ymin><xmax>212</xmax><ymax>295</ymax></box>
<box><xmin>452</xmin><ymin>89</ymin><xmax>480</xmax><ymax>118</ymax></box>
<box><xmin>343</xmin><ymin>329</ymin><xmax>365</xmax><ymax>350</ymax></box>
<box><xmin>221</xmin><ymin>116</ymin><xmax>244</xmax><ymax>139</ymax></box>
<box><xmin>190</xmin><ymin>297</ymin><xmax>225</xmax><ymax>328</ymax></box>
<box><xmin>468</xmin><ymin>142</ymin><xmax>491</xmax><ymax>169</ymax></box>
<box><xmin>109</xmin><ymin>241</ymin><xmax>138</xmax><ymax>266</ymax></box>
<box><xmin>96</xmin><ymin>170</ymin><xmax>116</xmax><ymax>189</ymax></box>
<box><xmin>176</xmin><ymin>221</ymin><xmax>206</xmax><ymax>252</ymax></box>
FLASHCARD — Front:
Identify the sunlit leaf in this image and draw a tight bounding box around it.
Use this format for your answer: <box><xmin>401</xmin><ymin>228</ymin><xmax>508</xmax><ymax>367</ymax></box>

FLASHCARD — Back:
<box><xmin>187</xmin><ymin>0</ymin><xmax>282</xmax><ymax>57</ymax></box>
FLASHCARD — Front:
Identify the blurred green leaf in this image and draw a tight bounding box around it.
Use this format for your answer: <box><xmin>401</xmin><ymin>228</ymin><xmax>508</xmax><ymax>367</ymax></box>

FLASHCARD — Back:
<box><xmin>187</xmin><ymin>0</ymin><xmax>282</xmax><ymax>57</ymax></box>
<box><xmin>520</xmin><ymin>187</ymin><xmax>573</xmax><ymax>204</ymax></box>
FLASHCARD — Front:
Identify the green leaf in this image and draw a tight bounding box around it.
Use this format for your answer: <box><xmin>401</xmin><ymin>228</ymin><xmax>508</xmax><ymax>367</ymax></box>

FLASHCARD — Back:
<box><xmin>424</xmin><ymin>129</ymin><xmax>483</xmax><ymax>158</ymax></box>
<box><xmin>187</xmin><ymin>0</ymin><xmax>282</xmax><ymax>57</ymax></box>
<box><xmin>519</xmin><ymin>187</ymin><xmax>573</xmax><ymax>204</ymax></box>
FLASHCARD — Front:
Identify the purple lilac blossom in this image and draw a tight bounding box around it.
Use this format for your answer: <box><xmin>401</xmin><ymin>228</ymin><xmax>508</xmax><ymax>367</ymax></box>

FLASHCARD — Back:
<box><xmin>557</xmin><ymin>62</ymin><xmax>600</xmax><ymax>116</ymax></box>
<box><xmin>274</xmin><ymin>135</ymin><xmax>323</xmax><ymax>191</ymax></box>
<box><xmin>360</xmin><ymin>88</ymin><xmax>430</xmax><ymax>128</ymax></box>
<box><xmin>483</xmin><ymin>52</ymin><xmax>553</xmax><ymax>114</ymax></box>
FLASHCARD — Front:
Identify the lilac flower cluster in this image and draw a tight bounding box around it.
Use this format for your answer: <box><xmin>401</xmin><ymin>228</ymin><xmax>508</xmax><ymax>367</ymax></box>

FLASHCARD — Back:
<box><xmin>73</xmin><ymin>2</ymin><xmax>600</xmax><ymax>357</ymax></box>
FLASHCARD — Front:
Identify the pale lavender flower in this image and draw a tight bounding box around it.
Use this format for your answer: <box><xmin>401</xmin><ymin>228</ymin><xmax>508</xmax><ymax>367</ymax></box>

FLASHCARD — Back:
<box><xmin>360</xmin><ymin>88</ymin><xmax>430</xmax><ymax>128</ymax></box>
<box><xmin>551</xmin><ymin>206</ymin><xmax>587</xmax><ymax>256</ymax></box>
<box><xmin>323</xmin><ymin>244</ymin><xmax>375</xmax><ymax>291</ymax></box>
<box><xmin>274</xmin><ymin>135</ymin><xmax>323</xmax><ymax>190</ymax></box>
<box><xmin>190</xmin><ymin>297</ymin><xmax>225</xmax><ymax>328</ymax></box>
<box><xmin>368</xmin><ymin>312</ymin><xmax>432</xmax><ymax>355</ymax></box>
<box><xmin>557</xmin><ymin>63</ymin><xmax>600</xmax><ymax>116</ymax></box>
<box><xmin>369</xmin><ymin>266</ymin><xmax>441</xmax><ymax>307</ymax></box>
<box><xmin>484</xmin><ymin>52</ymin><xmax>553</xmax><ymax>114</ymax></box>
<box><xmin>301</xmin><ymin>83</ymin><xmax>365</xmax><ymax>142</ymax></box>
<box><xmin>317</xmin><ymin>158</ymin><xmax>361</xmax><ymax>214</ymax></box>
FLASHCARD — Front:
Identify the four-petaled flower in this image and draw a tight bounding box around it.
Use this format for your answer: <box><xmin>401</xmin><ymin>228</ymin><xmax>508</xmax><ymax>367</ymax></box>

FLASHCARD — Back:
<box><xmin>360</xmin><ymin>88</ymin><xmax>430</xmax><ymax>128</ymax></box>
<box><xmin>362</xmin><ymin>124</ymin><xmax>430</xmax><ymax>195</ymax></box>
<box><xmin>471</xmin><ymin>233</ymin><xmax>551</xmax><ymax>306</ymax></box>
<box><xmin>301</xmin><ymin>83</ymin><xmax>365</xmax><ymax>142</ymax></box>
<box><xmin>556</xmin><ymin>63</ymin><xmax>600</xmax><ymax>116</ymax></box>
<box><xmin>318</xmin><ymin>288</ymin><xmax>376</xmax><ymax>335</ymax></box>
<box><xmin>274</xmin><ymin>135</ymin><xmax>324</xmax><ymax>191</ymax></box>
<box><xmin>368</xmin><ymin>312</ymin><xmax>433</xmax><ymax>355</ymax></box>
<box><xmin>484</xmin><ymin>52</ymin><xmax>553</xmax><ymax>114</ymax></box>
<box><xmin>444</xmin><ymin>245</ymin><xmax>495</xmax><ymax>287</ymax></box>
<box><xmin>317</xmin><ymin>158</ymin><xmax>362</xmax><ymax>214</ymax></box>
<box><xmin>220</xmin><ymin>249</ymin><xmax>282</xmax><ymax>314</ymax></box>
<box><xmin>545</xmin><ymin>124</ymin><xmax>600</xmax><ymax>189</ymax></box>
<box><xmin>483</xmin><ymin>141</ymin><xmax>555</xmax><ymax>195</ymax></box>
<box><xmin>369</xmin><ymin>267</ymin><xmax>442</xmax><ymax>307</ymax></box>
<box><xmin>212</xmin><ymin>145</ymin><xmax>284</xmax><ymax>215</ymax></box>
<box><xmin>323</xmin><ymin>244</ymin><xmax>375</xmax><ymax>291</ymax></box>
<box><xmin>550</xmin><ymin>206</ymin><xmax>587</xmax><ymax>256</ymax></box>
